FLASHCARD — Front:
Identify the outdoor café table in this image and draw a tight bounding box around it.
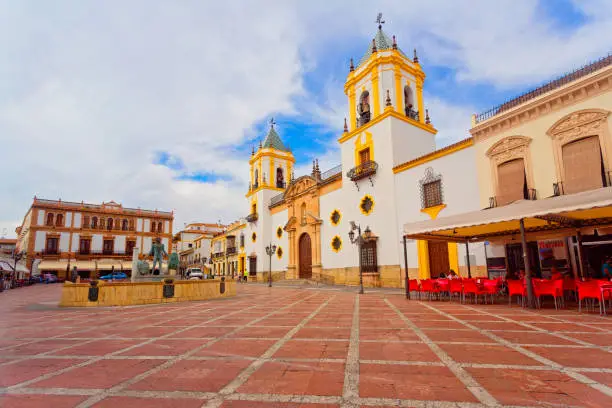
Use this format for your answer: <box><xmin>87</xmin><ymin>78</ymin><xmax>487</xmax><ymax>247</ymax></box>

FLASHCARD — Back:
<box><xmin>601</xmin><ymin>283</ymin><xmax>612</xmax><ymax>315</ymax></box>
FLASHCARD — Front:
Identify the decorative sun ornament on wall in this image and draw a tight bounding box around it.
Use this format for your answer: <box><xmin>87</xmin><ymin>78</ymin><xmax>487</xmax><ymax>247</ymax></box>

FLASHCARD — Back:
<box><xmin>276</xmin><ymin>246</ymin><xmax>283</xmax><ymax>259</ymax></box>
<box><xmin>360</xmin><ymin>194</ymin><xmax>374</xmax><ymax>215</ymax></box>
<box><xmin>251</xmin><ymin>232</ymin><xmax>257</xmax><ymax>242</ymax></box>
<box><xmin>330</xmin><ymin>209</ymin><xmax>341</xmax><ymax>226</ymax></box>
<box><xmin>331</xmin><ymin>236</ymin><xmax>342</xmax><ymax>252</ymax></box>
<box><xmin>277</xmin><ymin>227</ymin><xmax>283</xmax><ymax>238</ymax></box>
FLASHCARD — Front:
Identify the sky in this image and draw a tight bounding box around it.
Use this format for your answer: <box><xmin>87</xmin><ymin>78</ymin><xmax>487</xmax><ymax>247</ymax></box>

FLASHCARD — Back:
<box><xmin>1</xmin><ymin>0</ymin><xmax>611</xmax><ymax>237</ymax></box>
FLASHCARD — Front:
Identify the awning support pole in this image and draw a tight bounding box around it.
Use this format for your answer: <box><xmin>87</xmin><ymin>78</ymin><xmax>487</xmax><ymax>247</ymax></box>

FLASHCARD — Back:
<box><xmin>576</xmin><ymin>230</ymin><xmax>586</xmax><ymax>281</ymax></box>
<box><xmin>520</xmin><ymin>218</ymin><xmax>535</xmax><ymax>309</ymax></box>
<box><xmin>403</xmin><ymin>236</ymin><xmax>410</xmax><ymax>299</ymax></box>
<box><xmin>465</xmin><ymin>241</ymin><xmax>472</xmax><ymax>278</ymax></box>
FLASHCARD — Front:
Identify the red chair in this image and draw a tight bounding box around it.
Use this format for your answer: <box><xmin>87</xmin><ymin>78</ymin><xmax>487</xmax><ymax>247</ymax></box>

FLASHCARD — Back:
<box><xmin>532</xmin><ymin>279</ymin><xmax>563</xmax><ymax>309</ymax></box>
<box><xmin>449</xmin><ymin>279</ymin><xmax>463</xmax><ymax>302</ymax></box>
<box><xmin>576</xmin><ymin>280</ymin><xmax>604</xmax><ymax>313</ymax></box>
<box><xmin>507</xmin><ymin>279</ymin><xmax>526</xmax><ymax>307</ymax></box>
<box><xmin>420</xmin><ymin>279</ymin><xmax>441</xmax><ymax>301</ymax></box>
<box><xmin>482</xmin><ymin>279</ymin><xmax>500</xmax><ymax>304</ymax></box>
<box><xmin>437</xmin><ymin>279</ymin><xmax>449</xmax><ymax>300</ymax></box>
<box><xmin>562</xmin><ymin>278</ymin><xmax>577</xmax><ymax>301</ymax></box>
<box><xmin>462</xmin><ymin>279</ymin><xmax>488</xmax><ymax>304</ymax></box>
<box><xmin>408</xmin><ymin>279</ymin><xmax>420</xmax><ymax>299</ymax></box>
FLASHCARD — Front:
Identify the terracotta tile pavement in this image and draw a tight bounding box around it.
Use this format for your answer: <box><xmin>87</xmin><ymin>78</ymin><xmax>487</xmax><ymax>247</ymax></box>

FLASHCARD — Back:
<box><xmin>0</xmin><ymin>284</ymin><xmax>611</xmax><ymax>408</ymax></box>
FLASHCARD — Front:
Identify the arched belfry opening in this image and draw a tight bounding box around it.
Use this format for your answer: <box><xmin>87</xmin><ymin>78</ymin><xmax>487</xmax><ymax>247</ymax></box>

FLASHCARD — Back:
<box><xmin>404</xmin><ymin>85</ymin><xmax>417</xmax><ymax>120</ymax></box>
<box><xmin>358</xmin><ymin>91</ymin><xmax>371</xmax><ymax>126</ymax></box>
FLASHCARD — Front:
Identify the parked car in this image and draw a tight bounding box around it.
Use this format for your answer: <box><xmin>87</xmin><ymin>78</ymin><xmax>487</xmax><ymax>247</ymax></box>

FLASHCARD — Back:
<box><xmin>99</xmin><ymin>272</ymin><xmax>128</xmax><ymax>281</ymax></box>
<box><xmin>43</xmin><ymin>273</ymin><xmax>58</xmax><ymax>283</ymax></box>
<box><xmin>186</xmin><ymin>268</ymin><xmax>203</xmax><ymax>280</ymax></box>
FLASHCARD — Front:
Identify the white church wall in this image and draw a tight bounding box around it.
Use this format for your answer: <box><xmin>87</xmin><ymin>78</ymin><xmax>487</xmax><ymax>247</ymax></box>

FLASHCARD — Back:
<box><xmin>269</xmin><ymin>208</ymin><xmax>289</xmax><ymax>273</ymax></box>
<box><xmin>320</xmin><ymin>188</ymin><xmax>354</xmax><ymax>269</ymax></box>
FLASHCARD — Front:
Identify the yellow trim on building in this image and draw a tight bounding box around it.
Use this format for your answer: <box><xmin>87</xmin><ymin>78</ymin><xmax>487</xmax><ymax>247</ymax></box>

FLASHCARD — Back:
<box><xmin>276</xmin><ymin>226</ymin><xmax>283</xmax><ymax>238</ymax></box>
<box><xmin>394</xmin><ymin>66</ymin><xmax>402</xmax><ymax>113</ymax></box>
<box><xmin>393</xmin><ymin>138</ymin><xmax>474</xmax><ymax>174</ymax></box>
<box><xmin>354</xmin><ymin>131</ymin><xmax>374</xmax><ymax>166</ymax></box>
<box><xmin>330</xmin><ymin>209</ymin><xmax>342</xmax><ymax>226</ymax></box>
<box><xmin>276</xmin><ymin>246</ymin><xmax>283</xmax><ymax>259</ymax></box>
<box><xmin>420</xmin><ymin>204</ymin><xmax>447</xmax><ymax>220</ymax></box>
<box><xmin>331</xmin><ymin>235</ymin><xmax>342</xmax><ymax>253</ymax></box>
<box><xmin>249</xmin><ymin>149</ymin><xmax>295</xmax><ymax>165</ymax></box>
<box><xmin>417</xmin><ymin>240</ymin><xmax>430</xmax><ymax>279</ymax></box>
<box><xmin>338</xmin><ymin>109</ymin><xmax>436</xmax><ymax>144</ymax></box>
<box><xmin>416</xmin><ymin>78</ymin><xmax>425</xmax><ymax>124</ymax></box>
<box><xmin>448</xmin><ymin>243</ymin><xmax>459</xmax><ymax>276</ymax></box>
<box><xmin>371</xmin><ymin>70</ymin><xmax>380</xmax><ymax>117</ymax></box>
<box><xmin>359</xmin><ymin>194</ymin><xmax>375</xmax><ymax>215</ymax></box>
<box><xmin>348</xmin><ymin>85</ymin><xmax>356</xmax><ymax>132</ymax></box>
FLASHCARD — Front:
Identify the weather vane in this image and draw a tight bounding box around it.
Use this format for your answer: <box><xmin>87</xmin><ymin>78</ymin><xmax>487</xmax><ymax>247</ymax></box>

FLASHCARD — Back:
<box><xmin>270</xmin><ymin>117</ymin><xmax>276</xmax><ymax>129</ymax></box>
<box><xmin>376</xmin><ymin>13</ymin><xmax>385</xmax><ymax>29</ymax></box>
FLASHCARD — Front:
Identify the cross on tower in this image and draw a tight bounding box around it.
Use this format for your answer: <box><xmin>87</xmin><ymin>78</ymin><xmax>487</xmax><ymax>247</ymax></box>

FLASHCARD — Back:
<box><xmin>375</xmin><ymin>13</ymin><xmax>385</xmax><ymax>29</ymax></box>
<box><xmin>270</xmin><ymin>117</ymin><xmax>276</xmax><ymax>129</ymax></box>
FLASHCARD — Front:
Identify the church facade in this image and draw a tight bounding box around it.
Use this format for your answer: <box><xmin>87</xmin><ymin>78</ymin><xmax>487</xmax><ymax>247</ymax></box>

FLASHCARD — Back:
<box><xmin>212</xmin><ymin>26</ymin><xmax>489</xmax><ymax>287</ymax></box>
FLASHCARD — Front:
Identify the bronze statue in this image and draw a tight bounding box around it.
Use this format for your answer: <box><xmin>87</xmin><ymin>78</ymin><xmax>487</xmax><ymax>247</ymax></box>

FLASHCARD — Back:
<box><xmin>148</xmin><ymin>237</ymin><xmax>168</xmax><ymax>274</ymax></box>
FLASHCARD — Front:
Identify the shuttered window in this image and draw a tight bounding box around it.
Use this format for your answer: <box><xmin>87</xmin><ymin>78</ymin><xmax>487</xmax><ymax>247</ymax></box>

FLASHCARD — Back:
<box><xmin>562</xmin><ymin>136</ymin><xmax>604</xmax><ymax>194</ymax></box>
<box><xmin>359</xmin><ymin>148</ymin><xmax>371</xmax><ymax>165</ymax></box>
<box><xmin>497</xmin><ymin>159</ymin><xmax>526</xmax><ymax>205</ymax></box>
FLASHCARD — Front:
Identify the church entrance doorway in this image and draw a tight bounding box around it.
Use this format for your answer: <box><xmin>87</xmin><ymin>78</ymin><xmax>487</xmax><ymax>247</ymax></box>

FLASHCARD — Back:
<box><xmin>299</xmin><ymin>233</ymin><xmax>312</xmax><ymax>279</ymax></box>
<box><xmin>428</xmin><ymin>241</ymin><xmax>450</xmax><ymax>278</ymax></box>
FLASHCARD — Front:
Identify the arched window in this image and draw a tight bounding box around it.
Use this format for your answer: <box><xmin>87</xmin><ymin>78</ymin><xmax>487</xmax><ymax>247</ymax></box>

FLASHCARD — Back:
<box><xmin>46</xmin><ymin>213</ymin><xmax>54</xmax><ymax>226</ymax></box>
<box><xmin>497</xmin><ymin>159</ymin><xmax>527</xmax><ymax>206</ymax></box>
<box><xmin>276</xmin><ymin>168</ymin><xmax>284</xmax><ymax>188</ymax></box>
<box><xmin>157</xmin><ymin>222</ymin><xmax>163</xmax><ymax>233</ymax></box>
<box><xmin>357</xmin><ymin>91</ymin><xmax>371</xmax><ymax>126</ymax></box>
<box><xmin>92</xmin><ymin>217</ymin><xmax>98</xmax><ymax>229</ymax></box>
<box><xmin>107</xmin><ymin>218</ymin><xmax>113</xmax><ymax>231</ymax></box>
<box><xmin>55</xmin><ymin>213</ymin><xmax>64</xmax><ymax>227</ymax></box>
<box><xmin>122</xmin><ymin>219</ymin><xmax>128</xmax><ymax>231</ymax></box>
<box><xmin>404</xmin><ymin>85</ymin><xmax>417</xmax><ymax>120</ymax></box>
<box><xmin>300</xmin><ymin>203</ymin><xmax>307</xmax><ymax>223</ymax></box>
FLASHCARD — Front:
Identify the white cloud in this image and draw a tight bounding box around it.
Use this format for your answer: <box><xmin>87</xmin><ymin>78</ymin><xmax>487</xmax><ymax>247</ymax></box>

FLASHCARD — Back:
<box><xmin>1</xmin><ymin>0</ymin><xmax>610</xmax><ymax>236</ymax></box>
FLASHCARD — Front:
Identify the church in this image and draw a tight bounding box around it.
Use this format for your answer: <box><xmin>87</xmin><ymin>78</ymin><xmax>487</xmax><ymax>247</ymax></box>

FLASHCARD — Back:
<box><xmin>210</xmin><ymin>23</ymin><xmax>489</xmax><ymax>287</ymax></box>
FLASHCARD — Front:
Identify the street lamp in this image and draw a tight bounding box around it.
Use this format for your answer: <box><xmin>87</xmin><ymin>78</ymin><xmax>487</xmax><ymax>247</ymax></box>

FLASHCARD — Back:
<box><xmin>265</xmin><ymin>243</ymin><xmax>277</xmax><ymax>288</ymax></box>
<box><xmin>348</xmin><ymin>221</ymin><xmax>365</xmax><ymax>295</ymax></box>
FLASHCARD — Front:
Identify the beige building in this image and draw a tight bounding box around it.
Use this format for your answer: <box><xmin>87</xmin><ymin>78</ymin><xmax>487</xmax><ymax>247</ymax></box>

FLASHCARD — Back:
<box><xmin>15</xmin><ymin>198</ymin><xmax>173</xmax><ymax>279</ymax></box>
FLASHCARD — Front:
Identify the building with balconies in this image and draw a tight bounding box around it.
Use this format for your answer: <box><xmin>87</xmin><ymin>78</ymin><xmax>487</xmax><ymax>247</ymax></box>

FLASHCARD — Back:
<box><xmin>15</xmin><ymin>198</ymin><xmax>174</xmax><ymax>279</ymax></box>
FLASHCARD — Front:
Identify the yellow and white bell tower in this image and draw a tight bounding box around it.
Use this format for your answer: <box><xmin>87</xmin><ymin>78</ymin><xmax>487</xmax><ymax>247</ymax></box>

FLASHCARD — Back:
<box><xmin>344</xmin><ymin>22</ymin><xmax>428</xmax><ymax>132</ymax></box>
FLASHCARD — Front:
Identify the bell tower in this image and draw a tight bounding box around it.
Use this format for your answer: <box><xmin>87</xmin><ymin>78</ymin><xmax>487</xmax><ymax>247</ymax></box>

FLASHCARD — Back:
<box><xmin>344</xmin><ymin>17</ymin><xmax>427</xmax><ymax>132</ymax></box>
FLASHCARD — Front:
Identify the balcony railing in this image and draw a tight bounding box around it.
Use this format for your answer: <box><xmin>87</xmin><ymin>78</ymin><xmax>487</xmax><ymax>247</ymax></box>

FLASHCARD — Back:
<box><xmin>405</xmin><ymin>107</ymin><xmax>419</xmax><ymax>121</ymax></box>
<box><xmin>246</xmin><ymin>213</ymin><xmax>259</xmax><ymax>223</ymax></box>
<box><xmin>276</xmin><ymin>181</ymin><xmax>286</xmax><ymax>189</ymax></box>
<box><xmin>488</xmin><ymin>188</ymin><xmax>537</xmax><ymax>208</ymax></box>
<box><xmin>347</xmin><ymin>161</ymin><xmax>378</xmax><ymax>182</ymax></box>
<box><xmin>226</xmin><ymin>247</ymin><xmax>237</xmax><ymax>256</ymax></box>
<box><xmin>40</xmin><ymin>249</ymin><xmax>59</xmax><ymax>256</ymax></box>
<box><xmin>321</xmin><ymin>164</ymin><xmax>342</xmax><ymax>181</ymax></box>
<box><xmin>212</xmin><ymin>252</ymin><xmax>225</xmax><ymax>259</ymax></box>
<box><xmin>270</xmin><ymin>193</ymin><xmax>284</xmax><ymax>208</ymax></box>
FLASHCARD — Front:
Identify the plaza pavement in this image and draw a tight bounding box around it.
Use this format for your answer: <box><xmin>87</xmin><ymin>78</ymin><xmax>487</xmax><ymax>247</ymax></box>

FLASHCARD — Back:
<box><xmin>0</xmin><ymin>283</ymin><xmax>611</xmax><ymax>408</ymax></box>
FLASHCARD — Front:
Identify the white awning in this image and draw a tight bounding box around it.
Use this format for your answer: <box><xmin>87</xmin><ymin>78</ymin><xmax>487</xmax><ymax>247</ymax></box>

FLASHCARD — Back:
<box><xmin>38</xmin><ymin>260</ymin><xmax>68</xmax><ymax>271</ymax></box>
<box><xmin>96</xmin><ymin>261</ymin><xmax>124</xmax><ymax>270</ymax></box>
<box><xmin>72</xmin><ymin>261</ymin><xmax>96</xmax><ymax>270</ymax></box>
<box><xmin>403</xmin><ymin>187</ymin><xmax>612</xmax><ymax>242</ymax></box>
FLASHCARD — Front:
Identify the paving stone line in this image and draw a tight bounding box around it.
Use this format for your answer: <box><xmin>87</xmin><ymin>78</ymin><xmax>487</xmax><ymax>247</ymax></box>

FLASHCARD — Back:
<box><xmin>519</xmin><ymin>306</ymin><xmax>612</xmax><ymax>333</ymax></box>
<box><xmin>341</xmin><ymin>294</ymin><xmax>360</xmax><ymax>407</ymax></box>
<box><xmin>384</xmin><ymin>298</ymin><xmax>500</xmax><ymax>407</ymax></box>
<box><xmin>421</xmin><ymin>302</ymin><xmax>612</xmax><ymax>399</ymax></box>
<box><xmin>205</xmin><ymin>294</ymin><xmax>338</xmax><ymax>408</ymax></box>
<box><xmin>0</xmin><ymin>292</ymin><xmax>302</xmax><ymax>397</ymax></box>
<box><xmin>73</xmin><ymin>292</ymin><xmax>320</xmax><ymax>408</ymax></box>
<box><xmin>462</xmin><ymin>304</ymin><xmax>611</xmax><ymax>352</ymax></box>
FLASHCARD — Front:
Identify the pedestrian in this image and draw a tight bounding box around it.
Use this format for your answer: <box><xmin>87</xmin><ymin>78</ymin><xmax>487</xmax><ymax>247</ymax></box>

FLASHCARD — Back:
<box><xmin>447</xmin><ymin>270</ymin><xmax>459</xmax><ymax>280</ymax></box>
<box><xmin>243</xmin><ymin>268</ymin><xmax>248</xmax><ymax>283</ymax></box>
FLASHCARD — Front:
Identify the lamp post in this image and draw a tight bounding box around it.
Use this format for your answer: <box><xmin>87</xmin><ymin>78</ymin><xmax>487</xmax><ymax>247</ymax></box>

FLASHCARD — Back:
<box><xmin>348</xmin><ymin>221</ymin><xmax>364</xmax><ymax>295</ymax></box>
<box><xmin>265</xmin><ymin>243</ymin><xmax>277</xmax><ymax>288</ymax></box>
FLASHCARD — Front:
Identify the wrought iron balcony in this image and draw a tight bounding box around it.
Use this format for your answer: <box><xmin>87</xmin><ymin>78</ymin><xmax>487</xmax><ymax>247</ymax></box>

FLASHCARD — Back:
<box><xmin>347</xmin><ymin>161</ymin><xmax>378</xmax><ymax>182</ymax></box>
<box><xmin>246</xmin><ymin>213</ymin><xmax>259</xmax><ymax>223</ymax></box>
<box><xmin>226</xmin><ymin>247</ymin><xmax>237</xmax><ymax>256</ymax></box>
<box><xmin>40</xmin><ymin>249</ymin><xmax>60</xmax><ymax>256</ymax></box>
<box><xmin>276</xmin><ymin>181</ymin><xmax>286</xmax><ymax>189</ymax></box>
<box><xmin>212</xmin><ymin>252</ymin><xmax>225</xmax><ymax>259</ymax></box>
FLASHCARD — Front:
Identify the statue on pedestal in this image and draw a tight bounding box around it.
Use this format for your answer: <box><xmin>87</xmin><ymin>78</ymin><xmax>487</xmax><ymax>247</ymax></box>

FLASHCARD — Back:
<box><xmin>149</xmin><ymin>237</ymin><xmax>168</xmax><ymax>274</ymax></box>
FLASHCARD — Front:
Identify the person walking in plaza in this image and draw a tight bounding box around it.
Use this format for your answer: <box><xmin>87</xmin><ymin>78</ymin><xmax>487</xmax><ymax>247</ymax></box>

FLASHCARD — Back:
<box><xmin>243</xmin><ymin>268</ymin><xmax>248</xmax><ymax>283</ymax></box>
